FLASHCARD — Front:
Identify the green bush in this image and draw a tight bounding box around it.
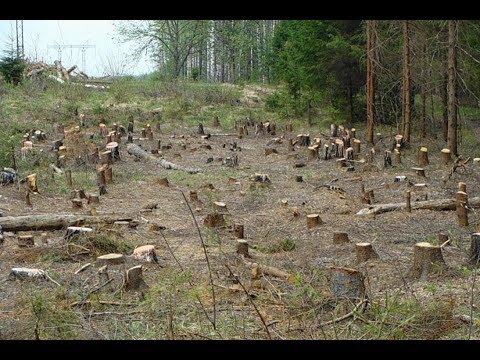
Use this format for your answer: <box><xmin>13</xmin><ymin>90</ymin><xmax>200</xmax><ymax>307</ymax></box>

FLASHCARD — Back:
<box><xmin>0</xmin><ymin>55</ymin><xmax>25</xmax><ymax>85</ymax></box>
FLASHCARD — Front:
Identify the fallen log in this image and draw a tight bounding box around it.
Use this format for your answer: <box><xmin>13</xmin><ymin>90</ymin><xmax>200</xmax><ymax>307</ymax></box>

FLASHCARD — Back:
<box><xmin>126</xmin><ymin>143</ymin><xmax>202</xmax><ymax>174</ymax></box>
<box><xmin>0</xmin><ymin>214</ymin><xmax>133</xmax><ymax>232</ymax></box>
<box><xmin>356</xmin><ymin>196</ymin><xmax>480</xmax><ymax>216</ymax></box>
<box><xmin>243</xmin><ymin>259</ymin><xmax>296</xmax><ymax>283</ymax></box>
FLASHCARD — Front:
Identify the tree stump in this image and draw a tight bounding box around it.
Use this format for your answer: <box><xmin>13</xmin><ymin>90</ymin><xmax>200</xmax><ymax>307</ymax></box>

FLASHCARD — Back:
<box><xmin>203</xmin><ymin>213</ymin><xmax>225</xmax><ymax>228</ymax></box>
<box><xmin>324</xmin><ymin>144</ymin><xmax>330</xmax><ymax>160</ymax></box>
<box><xmin>65</xmin><ymin>170</ymin><xmax>72</xmax><ymax>187</ymax></box>
<box><xmin>394</xmin><ymin>148</ymin><xmax>401</xmax><ymax>164</ymax></box>
<box><xmin>296</xmin><ymin>175</ymin><xmax>303</xmax><ymax>182</ymax></box>
<box><xmin>298</xmin><ymin>134</ymin><xmax>310</xmax><ymax>146</ymax></box>
<box><xmin>158</xmin><ymin>177</ymin><xmax>170</xmax><ymax>187</ymax></box>
<box><xmin>87</xmin><ymin>194</ymin><xmax>100</xmax><ymax>205</ymax></box>
<box><xmin>350</xmin><ymin>128</ymin><xmax>356</xmax><ymax>138</ymax></box>
<box><xmin>27</xmin><ymin>174</ymin><xmax>38</xmax><ymax>193</ymax></box>
<box><xmin>353</xmin><ymin>139</ymin><xmax>361</xmax><ymax>159</ymax></box>
<box><xmin>469</xmin><ymin>233</ymin><xmax>480</xmax><ymax>266</ymax></box>
<box><xmin>307</xmin><ymin>214</ymin><xmax>321</xmax><ymax>229</ymax></box>
<box><xmin>18</xmin><ymin>235</ymin><xmax>34</xmax><ymax>247</ymax></box>
<box><xmin>146</xmin><ymin>128</ymin><xmax>154</xmax><ymax>141</ymax></box>
<box><xmin>140</xmin><ymin>128</ymin><xmax>146</xmax><ymax>138</ymax></box>
<box><xmin>418</xmin><ymin>147</ymin><xmax>429</xmax><ymax>166</ymax></box>
<box><xmin>214</xmin><ymin>201</ymin><xmax>227</xmax><ymax>213</ymax></box>
<box><xmin>96</xmin><ymin>253</ymin><xmax>125</xmax><ymax>266</ymax></box>
<box><xmin>441</xmin><ymin>148</ymin><xmax>452</xmax><ymax>165</ymax></box>
<box><xmin>105</xmin><ymin>166</ymin><xmax>113</xmax><ymax>184</ymax></box>
<box><xmin>100</xmin><ymin>150</ymin><xmax>112</xmax><ymax>165</ymax></box>
<box><xmin>456</xmin><ymin>191</ymin><xmax>469</xmax><ymax>226</ymax></box>
<box><xmin>189</xmin><ymin>190</ymin><xmax>199</xmax><ymax>203</ymax></box>
<box><xmin>330</xmin><ymin>266</ymin><xmax>365</xmax><ymax>300</ymax></box>
<box><xmin>412</xmin><ymin>167</ymin><xmax>426</xmax><ymax>177</ymax></box>
<box><xmin>238</xmin><ymin>126</ymin><xmax>244</xmax><ymax>139</ymax></box>
<box><xmin>459</xmin><ymin>182</ymin><xmax>466</xmax><ymax>193</ymax></box>
<box><xmin>72</xmin><ymin>198</ymin><xmax>83</xmax><ymax>209</ymax></box>
<box><xmin>336</xmin><ymin>158</ymin><xmax>347</xmax><ymax>169</ymax></box>
<box><xmin>307</xmin><ymin>146</ymin><xmax>318</xmax><ymax>161</ymax></box>
<box><xmin>410</xmin><ymin>242</ymin><xmax>446</xmax><ymax>279</ymax></box>
<box><xmin>125</xmin><ymin>265</ymin><xmax>148</xmax><ymax>291</ymax></box>
<box><xmin>331</xmin><ymin>124</ymin><xmax>338</xmax><ymax>137</ymax></box>
<box><xmin>356</xmin><ymin>242</ymin><xmax>379</xmax><ymax>263</ymax></box>
<box><xmin>406</xmin><ymin>190</ymin><xmax>412</xmax><ymax>213</ymax></box>
<box><xmin>395</xmin><ymin>134</ymin><xmax>403</xmax><ymax>147</ymax></box>
<box><xmin>234</xmin><ymin>224</ymin><xmax>244</xmax><ymax>239</ymax></box>
<box><xmin>198</xmin><ymin>123</ymin><xmax>205</xmax><ymax>135</ymax></box>
<box><xmin>438</xmin><ymin>233</ymin><xmax>449</xmax><ymax>246</ymax></box>
<box><xmin>132</xmin><ymin>245</ymin><xmax>158</xmax><ymax>263</ymax></box>
<box><xmin>127</xmin><ymin>121</ymin><xmax>134</xmax><ymax>133</ymax></box>
<box><xmin>212</xmin><ymin>116</ymin><xmax>220</xmax><ymax>127</ymax></box>
<box><xmin>333</xmin><ymin>232</ymin><xmax>350</xmax><ymax>244</ymax></box>
<box><xmin>236</xmin><ymin>239</ymin><xmax>250</xmax><ymax>257</ymax></box>
<box><xmin>106</xmin><ymin>142</ymin><xmax>120</xmax><ymax>161</ymax></box>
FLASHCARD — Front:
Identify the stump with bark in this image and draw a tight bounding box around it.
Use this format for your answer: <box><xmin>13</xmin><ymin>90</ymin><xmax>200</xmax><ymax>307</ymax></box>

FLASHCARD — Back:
<box><xmin>96</xmin><ymin>253</ymin><xmax>125</xmax><ymax>267</ymax></box>
<box><xmin>394</xmin><ymin>148</ymin><xmax>401</xmax><ymax>164</ymax></box>
<box><xmin>287</xmin><ymin>138</ymin><xmax>294</xmax><ymax>152</ymax></box>
<box><xmin>97</xmin><ymin>165</ymin><xmax>107</xmax><ymax>195</ymax></box>
<box><xmin>353</xmin><ymin>139</ymin><xmax>361</xmax><ymax>159</ymax></box>
<box><xmin>97</xmin><ymin>266</ymin><xmax>112</xmax><ymax>292</ymax></box>
<box><xmin>87</xmin><ymin>194</ymin><xmax>100</xmax><ymax>205</ymax></box>
<box><xmin>469</xmin><ymin>233</ymin><xmax>480</xmax><ymax>266</ymax></box>
<box><xmin>236</xmin><ymin>239</ymin><xmax>250</xmax><ymax>257</ymax></box>
<box><xmin>234</xmin><ymin>224</ymin><xmax>244</xmax><ymax>239</ymax></box>
<box><xmin>204</xmin><ymin>213</ymin><xmax>225</xmax><ymax>228</ymax></box>
<box><xmin>330</xmin><ymin>266</ymin><xmax>365</xmax><ymax>300</ymax></box>
<box><xmin>333</xmin><ymin>232</ymin><xmax>350</xmax><ymax>244</ymax></box>
<box><xmin>459</xmin><ymin>182</ymin><xmax>467</xmax><ymax>193</ymax></box>
<box><xmin>307</xmin><ymin>145</ymin><xmax>319</xmax><ymax>161</ymax></box>
<box><xmin>27</xmin><ymin>174</ymin><xmax>38</xmax><ymax>193</ymax></box>
<box><xmin>410</xmin><ymin>242</ymin><xmax>446</xmax><ymax>279</ymax></box>
<box><xmin>307</xmin><ymin>214</ymin><xmax>321</xmax><ymax>228</ymax></box>
<box><xmin>456</xmin><ymin>191</ymin><xmax>469</xmax><ymax>226</ymax></box>
<box><xmin>100</xmin><ymin>150</ymin><xmax>112</xmax><ymax>165</ymax></box>
<box><xmin>124</xmin><ymin>265</ymin><xmax>148</xmax><ymax>291</ymax></box>
<box><xmin>418</xmin><ymin>147</ymin><xmax>429</xmax><ymax>166</ymax></box>
<box><xmin>356</xmin><ymin>242</ymin><xmax>379</xmax><ymax>263</ymax></box>
<box><xmin>212</xmin><ymin>116</ymin><xmax>220</xmax><ymax>127</ymax></box>
<box><xmin>441</xmin><ymin>148</ymin><xmax>452</xmax><ymax>165</ymax></box>
<box><xmin>214</xmin><ymin>201</ymin><xmax>228</xmax><ymax>213</ymax></box>
<box><xmin>189</xmin><ymin>190</ymin><xmax>199</xmax><ymax>203</ymax></box>
<box><xmin>72</xmin><ymin>198</ymin><xmax>83</xmax><ymax>209</ymax></box>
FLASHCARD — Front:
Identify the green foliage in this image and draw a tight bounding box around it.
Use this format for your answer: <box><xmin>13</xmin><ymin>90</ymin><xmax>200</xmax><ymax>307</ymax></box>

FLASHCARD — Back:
<box><xmin>0</xmin><ymin>55</ymin><xmax>26</xmax><ymax>85</ymax></box>
<box><xmin>80</xmin><ymin>233</ymin><xmax>134</xmax><ymax>255</ymax></box>
<box><xmin>260</xmin><ymin>238</ymin><xmax>296</xmax><ymax>254</ymax></box>
<box><xmin>191</xmin><ymin>67</ymin><xmax>200</xmax><ymax>81</ymax></box>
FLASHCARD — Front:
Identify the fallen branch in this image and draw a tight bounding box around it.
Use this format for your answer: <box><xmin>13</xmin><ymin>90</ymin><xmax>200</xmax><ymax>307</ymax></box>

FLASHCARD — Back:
<box><xmin>356</xmin><ymin>196</ymin><xmax>480</xmax><ymax>216</ymax></box>
<box><xmin>243</xmin><ymin>259</ymin><xmax>296</xmax><ymax>282</ymax></box>
<box><xmin>317</xmin><ymin>299</ymin><xmax>368</xmax><ymax>327</ymax></box>
<box><xmin>127</xmin><ymin>143</ymin><xmax>202</xmax><ymax>174</ymax></box>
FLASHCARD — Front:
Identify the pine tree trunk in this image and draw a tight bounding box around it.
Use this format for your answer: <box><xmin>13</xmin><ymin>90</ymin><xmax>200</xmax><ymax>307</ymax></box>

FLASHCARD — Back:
<box><xmin>366</xmin><ymin>20</ymin><xmax>376</xmax><ymax>145</ymax></box>
<box><xmin>447</xmin><ymin>20</ymin><xmax>458</xmax><ymax>155</ymax></box>
<box><xmin>402</xmin><ymin>20</ymin><xmax>412</xmax><ymax>144</ymax></box>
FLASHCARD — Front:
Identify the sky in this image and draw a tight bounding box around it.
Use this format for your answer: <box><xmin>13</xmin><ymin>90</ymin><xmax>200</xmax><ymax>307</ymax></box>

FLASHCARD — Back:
<box><xmin>0</xmin><ymin>20</ymin><xmax>155</xmax><ymax>77</ymax></box>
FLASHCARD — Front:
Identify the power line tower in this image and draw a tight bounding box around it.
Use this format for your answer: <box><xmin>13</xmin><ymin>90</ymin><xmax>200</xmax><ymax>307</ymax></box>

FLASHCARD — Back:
<box><xmin>15</xmin><ymin>20</ymin><xmax>24</xmax><ymax>59</ymax></box>
<box><xmin>47</xmin><ymin>44</ymin><xmax>96</xmax><ymax>73</ymax></box>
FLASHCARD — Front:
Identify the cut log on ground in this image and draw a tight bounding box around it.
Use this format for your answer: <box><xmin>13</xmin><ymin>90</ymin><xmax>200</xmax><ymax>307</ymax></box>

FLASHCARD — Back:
<box><xmin>333</xmin><ymin>232</ymin><xmax>350</xmax><ymax>244</ymax></box>
<box><xmin>330</xmin><ymin>267</ymin><xmax>365</xmax><ymax>300</ymax></box>
<box><xmin>410</xmin><ymin>242</ymin><xmax>446</xmax><ymax>279</ymax></box>
<box><xmin>0</xmin><ymin>214</ymin><xmax>133</xmax><ymax>232</ymax></box>
<box><xmin>356</xmin><ymin>242</ymin><xmax>379</xmax><ymax>263</ymax></box>
<box><xmin>127</xmin><ymin>143</ymin><xmax>202</xmax><ymax>174</ymax></box>
<box><xmin>469</xmin><ymin>233</ymin><xmax>480</xmax><ymax>266</ymax></box>
<box><xmin>356</xmin><ymin>196</ymin><xmax>480</xmax><ymax>216</ymax></box>
<box><xmin>243</xmin><ymin>259</ymin><xmax>295</xmax><ymax>282</ymax></box>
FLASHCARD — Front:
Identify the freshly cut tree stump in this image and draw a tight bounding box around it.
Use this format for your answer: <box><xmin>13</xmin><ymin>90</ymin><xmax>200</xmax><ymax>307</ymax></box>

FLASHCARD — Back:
<box><xmin>125</xmin><ymin>265</ymin><xmax>148</xmax><ymax>291</ymax></box>
<box><xmin>441</xmin><ymin>148</ymin><xmax>452</xmax><ymax>165</ymax></box>
<box><xmin>353</xmin><ymin>139</ymin><xmax>361</xmax><ymax>159</ymax></box>
<box><xmin>346</xmin><ymin>147</ymin><xmax>354</xmax><ymax>161</ymax></box>
<box><xmin>236</xmin><ymin>239</ymin><xmax>250</xmax><ymax>257</ymax></box>
<box><xmin>100</xmin><ymin>150</ymin><xmax>112</xmax><ymax>165</ymax></box>
<box><xmin>410</xmin><ymin>242</ymin><xmax>446</xmax><ymax>279</ymax></box>
<box><xmin>96</xmin><ymin>253</ymin><xmax>125</xmax><ymax>266</ymax></box>
<box><xmin>468</xmin><ymin>233</ymin><xmax>480</xmax><ymax>266</ymax></box>
<box><xmin>203</xmin><ymin>213</ymin><xmax>225</xmax><ymax>228</ymax></box>
<box><xmin>97</xmin><ymin>165</ymin><xmax>107</xmax><ymax>195</ymax></box>
<box><xmin>127</xmin><ymin>121</ymin><xmax>134</xmax><ymax>133</ymax></box>
<box><xmin>158</xmin><ymin>177</ymin><xmax>170</xmax><ymax>187</ymax></box>
<box><xmin>297</xmin><ymin>134</ymin><xmax>310</xmax><ymax>147</ymax></box>
<box><xmin>418</xmin><ymin>147</ymin><xmax>429</xmax><ymax>166</ymax></box>
<box><xmin>70</xmin><ymin>189</ymin><xmax>86</xmax><ymax>200</ymax></box>
<box><xmin>350</xmin><ymin>128</ymin><xmax>356</xmax><ymax>138</ymax></box>
<box><xmin>27</xmin><ymin>174</ymin><xmax>38</xmax><ymax>193</ymax></box>
<box><xmin>252</xmin><ymin>173</ymin><xmax>270</xmax><ymax>183</ymax></box>
<box><xmin>65</xmin><ymin>226</ymin><xmax>93</xmax><ymax>240</ymax></box>
<box><xmin>456</xmin><ymin>191</ymin><xmax>469</xmax><ymax>226</ymax></box>
<box><xmin>307</xmin><ymin>145</ymin><xmax>319</xmax><ymax>161</ymax></box>
<box><xmin>406</xmin><ymin>190</ymin><xmax>412</xmax><ymax>213</ymax></box>
<box><xmin>395</xmin><ymin>134</ymin><xmax>404</xmax><ymax>147</ymax></box>
<box><xmin>234</xmin><ymin>224</ymin><xmax>244</xmax><ymax>239</ymax></box>
<box><xmin>330</xmin><ymin>266</ymin><xmax>365</xmax><ymax>300</ymax></box>
<box><xmin>307</xmin><ymin>214</ymin><xmax>321</xmax><ymax>229</ymax></box>
<box><xmin>65</xmin><ymin>170</ymin><xmax>72</xmax><ymax>187</ymax></box>
<box><xmin>18</xmin><ymin>235</ymin><xmax>34</xmax><ymax>247</ymax></box>
<box><xmin>394</xmin><ymin>148</ymin><xmax>402</xmax><ymax>164</ymax></box>
<box><xmin>356</xmin><ymin>242</ymin><xmax>379</xmax><ymax>263</ymax></box>
<box><xmin>459</xmin><ymin>182</ymin><xmax>467</xmax><ymax>193</ymax></box>
<box><xmin>72</xmin><ymin>198</ymin><xmax>83</xmax><ymax>209</ymax></box>
<box><xmin>333</xmin><ymin>232</ymin><xmax>350</xmax><ymax>244</ymax></box>
<box><xmin>214</xmin><ymin>201</ymin><xmax>227</xmax><ymax>212</ymax></box>
<box><xmin>87</xmin><ymin>194</ymin><xmax>100</xmax><ymax>205</ymax></box>
<box><xmin>106</xmin><ymin>142</ymin><xmax>120</xmax><ymax>161</ymax></box>
<box><xmin>132</xmin><ymin>245</ymin><xmax>158</xmax><ymax>263</ymax></box>
<box><xmin>412</xmin><ymin>167</ymin><xmax>426</xmax><ymax>177</ymax></box>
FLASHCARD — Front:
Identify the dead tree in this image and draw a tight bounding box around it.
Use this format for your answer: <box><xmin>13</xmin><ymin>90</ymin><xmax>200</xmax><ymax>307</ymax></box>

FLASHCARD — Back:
<box><xmin>356</xmin><ymin>243</ymin><xmax>379</xmax><ymax>263</ymax></box>
<box><xmin>410</xmin><ymin>242</ymin><xmax>446</xmax><ymax>279</ymax></box>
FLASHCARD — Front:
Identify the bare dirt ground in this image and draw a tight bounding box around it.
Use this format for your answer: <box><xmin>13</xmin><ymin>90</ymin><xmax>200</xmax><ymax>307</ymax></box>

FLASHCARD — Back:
<box><xmin>1</xmin><ymin>113</ymin><xmax>480</xmax><ymax>339</ymax></box>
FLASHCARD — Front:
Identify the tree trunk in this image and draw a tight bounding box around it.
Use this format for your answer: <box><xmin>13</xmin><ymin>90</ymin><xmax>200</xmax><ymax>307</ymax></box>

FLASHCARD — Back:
<box><xmin>402</xmin><ymin>20</ymin><xmax>412</xmax><ymax>144</ymax></box>
<box><xmin>447</xmin><ymin>20</ymin><xmax>458</xmax><ymax>155</ymax></box>
<box><xmin>468</xmin><ymin>233</ymin><xmax>480</xmax><ymax>266</ymax></box>
<box><xmin>366</xmin><ymin>20</ymin><xmax>376</xmax><ymax>145</ymax></box>
<box><xmin>410</xmin><ymin>242</ymin><xmax>445</xmax><ymax>279</ymax></box>
<box><xmin>330</xmin><ymin>267</ymin><xmax>365</xmax><ymax>300</ymax></box>
<box><xmin>356</xmin><ymin>242</ymin><xmax>379</xmax><ymax>263</ymax></box>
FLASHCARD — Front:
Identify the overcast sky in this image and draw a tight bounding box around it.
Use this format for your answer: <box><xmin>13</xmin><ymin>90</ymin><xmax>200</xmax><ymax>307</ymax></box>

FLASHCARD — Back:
<box><xmin>0</xmin><ymin>20</ymin><xmax>155</xmax><ymax>77</ymax></box>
